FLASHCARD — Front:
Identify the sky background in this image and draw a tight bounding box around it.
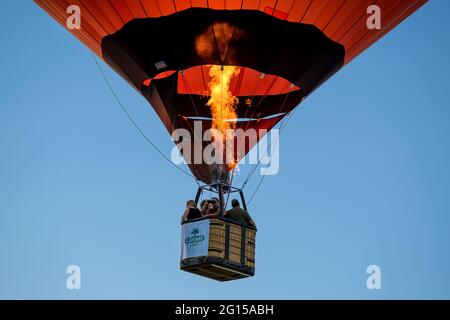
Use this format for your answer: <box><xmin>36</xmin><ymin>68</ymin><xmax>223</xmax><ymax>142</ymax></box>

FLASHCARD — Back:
<box><xmin>1</xmin><ymin>1</ymin><xmax>449</xmax><ymax>299</ymax></box>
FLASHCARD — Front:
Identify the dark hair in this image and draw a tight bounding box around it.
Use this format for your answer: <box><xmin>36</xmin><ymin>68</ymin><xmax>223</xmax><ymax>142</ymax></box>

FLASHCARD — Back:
<box><xmin>231</xmin><ymin>199</ymin><xmax>240</xmax><ymax>207</ymax></box>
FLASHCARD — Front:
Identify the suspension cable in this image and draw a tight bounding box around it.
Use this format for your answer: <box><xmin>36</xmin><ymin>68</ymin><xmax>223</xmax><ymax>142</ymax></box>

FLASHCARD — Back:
<box><xmin>241</xmin><ymin>89</ymin><xmax>293</xmax><ymax>188</ymax></box>
<box><xmin>90</xmin><ymin>52</ymin><xmax>196</xmax><ymax>180</ymax></box>
<box><xmin>246</xmin><ymin>106</ymin><xmax>299</xmax><ymax>205</ymax></box>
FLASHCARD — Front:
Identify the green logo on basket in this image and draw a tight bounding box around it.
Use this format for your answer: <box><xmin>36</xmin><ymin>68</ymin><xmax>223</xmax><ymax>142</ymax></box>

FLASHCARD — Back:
<box><xmin>185</xmin><ymin>228</ymin><xmax>205</xmax><ymax>247</ymax></box>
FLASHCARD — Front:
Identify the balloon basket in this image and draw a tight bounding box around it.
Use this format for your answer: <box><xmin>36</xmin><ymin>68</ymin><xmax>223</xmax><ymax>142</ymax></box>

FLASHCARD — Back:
<box><xmin>180</xmin><ymin>217</ymin><xmax>256</xmax><ymax>281</ymax></box>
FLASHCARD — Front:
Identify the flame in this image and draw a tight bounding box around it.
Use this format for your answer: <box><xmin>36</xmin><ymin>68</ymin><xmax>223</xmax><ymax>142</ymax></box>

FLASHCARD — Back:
<box><xmin>207</xmin><ymin>65</ymin><xmax>240</xmax><ymax>171</ymax></box>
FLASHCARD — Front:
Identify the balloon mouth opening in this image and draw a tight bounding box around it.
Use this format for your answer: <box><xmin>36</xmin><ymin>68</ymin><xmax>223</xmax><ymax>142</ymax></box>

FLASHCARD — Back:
<box><xmin>141</xmin><ymin>64</ymin><xmax>301</xmax><ymax>97</ymax></box>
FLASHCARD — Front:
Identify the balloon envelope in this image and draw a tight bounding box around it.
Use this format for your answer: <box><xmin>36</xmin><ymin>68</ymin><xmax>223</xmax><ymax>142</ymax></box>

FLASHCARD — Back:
<box><xmin>35</xmin><ymin>0</ymin><xmax>427</xmax><ymax>183</ymax></box>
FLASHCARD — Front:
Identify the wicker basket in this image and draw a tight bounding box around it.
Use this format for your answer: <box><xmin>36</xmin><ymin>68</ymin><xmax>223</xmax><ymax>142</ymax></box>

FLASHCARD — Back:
<box><xmin>180</xmin><ymin>217</ymin><xmax>256</xmax><ymax>281</ymax></box>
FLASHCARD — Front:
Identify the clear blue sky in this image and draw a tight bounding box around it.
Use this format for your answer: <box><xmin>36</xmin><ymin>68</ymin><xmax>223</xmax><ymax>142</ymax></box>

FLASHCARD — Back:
<box><xmin>1</xmin><ymin>1</ymin><xmax>449</xmax><ymax>299</ymax></box>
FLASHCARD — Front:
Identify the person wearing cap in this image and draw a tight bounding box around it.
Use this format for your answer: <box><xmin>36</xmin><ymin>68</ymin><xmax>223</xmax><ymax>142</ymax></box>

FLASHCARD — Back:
<box><xmin>225</xmin><ymin>199</ymin><xmax>256</xmax><ymax>228</ymax></box>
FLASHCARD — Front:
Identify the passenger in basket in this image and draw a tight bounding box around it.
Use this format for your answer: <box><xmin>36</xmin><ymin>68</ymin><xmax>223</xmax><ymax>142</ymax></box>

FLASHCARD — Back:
<box><xmin>208</xmin><ymin>197</ymin><xmax>221</xmax><ymax>216</ymax></box>
<box><xmin>202</xmin><ymin>197</ymin><xmax>221</xmax><ymax>218</ymax></box>
<box><xmin>181</xmin><ymin>200</ymin><xmax>202</xmax><ymax>223</ymax></box>
<box><xmin>200</xmin><ymin>200</ymin><xmax>211</xmax><ymax>215</ymax></box>
<box><xmin>225</xmin><ymin>199</ymin><xmax>256</xmax><ymax>228</ymax></box>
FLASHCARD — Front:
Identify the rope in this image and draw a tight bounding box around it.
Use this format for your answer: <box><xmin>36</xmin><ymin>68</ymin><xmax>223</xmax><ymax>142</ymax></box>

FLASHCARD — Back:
<box><xmin>241</xmin><ymin>89</ymin><xmax>293</xmax><ymax>188</ymax></box>
<box><xmin>246</xmin><ymin>106</ymin><xmax>299</xmax><ymax>205</ymax></box>
<box><xmin>90</xmin><ymin>52</ymin><xmax>196</xmax><ymax>180</ymax></box>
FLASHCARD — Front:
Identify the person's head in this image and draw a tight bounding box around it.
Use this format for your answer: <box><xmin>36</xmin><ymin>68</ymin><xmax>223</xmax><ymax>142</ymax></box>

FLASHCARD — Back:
<box><xmin>200</xmin><ymin>200</ymin><xmax>206</xmax><ymax>207</ymax></box>
<box><xmin>231</xmin><ymin>199</ymin><xmax>240</xmax><ymax>208</ymax></box>
<box><xmin>186</xmin><ymin>200</ymin><xmax>196</xmax><ymax>208</ymax></box>
<box><xmin>211</xmin><ymin>197</ymin><xmax>220</xmax><ymax>208</ymax></box>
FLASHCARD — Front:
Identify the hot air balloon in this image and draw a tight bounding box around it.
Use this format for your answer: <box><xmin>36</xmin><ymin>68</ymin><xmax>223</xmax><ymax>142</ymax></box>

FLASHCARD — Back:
<box><xmin>35</xmin><ymin>0</ymin><xmax>427</xmax><ymax>281</ymax></box>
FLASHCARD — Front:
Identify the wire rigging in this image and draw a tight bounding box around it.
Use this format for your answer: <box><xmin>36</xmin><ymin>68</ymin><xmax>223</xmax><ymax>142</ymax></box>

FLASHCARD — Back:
<box><xmin>246</xmin><ymin>106</ymin><xmax>300</xmax><ymax>205</ymax></box>
<box><xmin>241</xmin><ymin>89</ymin><xmax>293</xmax><ymax>189</ymax></box>
<box><xmin>90</xmin><ymin>52</ymin><xmax>196</xmax><ymax>181</ymax></box>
